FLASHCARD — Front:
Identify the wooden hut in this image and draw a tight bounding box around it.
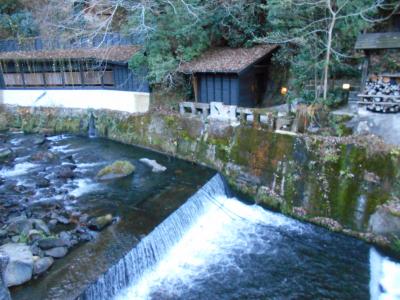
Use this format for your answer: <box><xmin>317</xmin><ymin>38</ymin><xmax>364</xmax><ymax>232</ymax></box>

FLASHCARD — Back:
<box><xmin>0</xmin><ymin>45</ymin><xmax>148</xmax><ymax>92</ymax></box>
<box><xmin>355</xmin><ymin>32</ymin><xmax>400</xmax><ymax>87</ymax></box>
<box><xmin>180</xmin><ymin>45</ymin><xmax>279</xmax><ymax>108</ymax></box>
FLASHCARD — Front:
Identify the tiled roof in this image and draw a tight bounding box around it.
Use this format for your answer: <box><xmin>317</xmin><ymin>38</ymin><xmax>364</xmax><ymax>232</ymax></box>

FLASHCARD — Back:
<box><xmin>0</xmin><ymin>45</ymin><xmax>139</xmax><ymax>63</ymax></box>
<box><xmin>179</xmin><ymin>44</ymin><xmax>278</xmax><ymax>74</ymax></box>
<box><xmin>355</xmin><ymin>32</ymin><xmax>400</xmax><ymax>50</ymax></box>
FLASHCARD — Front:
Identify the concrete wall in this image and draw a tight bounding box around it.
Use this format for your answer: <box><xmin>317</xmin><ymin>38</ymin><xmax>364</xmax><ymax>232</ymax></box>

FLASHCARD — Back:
<box><xmin>0</xmin><ymin>89</ymin><xmax>150</xmax><ymax>114</ymax></box>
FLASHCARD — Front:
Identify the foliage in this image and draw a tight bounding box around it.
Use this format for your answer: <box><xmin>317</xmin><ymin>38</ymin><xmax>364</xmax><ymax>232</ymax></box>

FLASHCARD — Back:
<box><xmin>264</xmin><ymin>0</ymin><xmax>387</xmax><ymax>103</ymax></box>
<box><xmin>126</xmin><ymin>0</ymin><xmax>270</xmax><ymax>87</ymax></box>
<box><xmin>0</xmin><ymin>0</ymin><xmax>38</xmax><ymax>39</ymax></box>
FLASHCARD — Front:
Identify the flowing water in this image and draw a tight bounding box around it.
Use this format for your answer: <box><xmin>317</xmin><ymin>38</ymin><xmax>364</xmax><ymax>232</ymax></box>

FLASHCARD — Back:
<box><xmin>1</xmin><ymin>133</ymin><xmax>400</xmax><ymax>299</ymax></box>
<box><xmin>84</xmin><ymin>175</ymin><xmax>400</xmax><ymax>300</ymax></box>
<box><xmin>0</xmin><ymin>133</ymin><xmax>214</xmax><ymax>299</ymax></box>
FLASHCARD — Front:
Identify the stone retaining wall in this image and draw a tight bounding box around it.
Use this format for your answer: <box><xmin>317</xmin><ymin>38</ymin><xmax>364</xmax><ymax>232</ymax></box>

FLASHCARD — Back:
<box><xmin>1</xmin><ymin>105</ymin><xmax>400</xmax><ymax>250</ymax></box>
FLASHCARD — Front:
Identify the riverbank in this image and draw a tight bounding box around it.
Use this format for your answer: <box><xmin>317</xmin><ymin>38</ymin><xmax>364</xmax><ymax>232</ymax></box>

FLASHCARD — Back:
<box><xmin>1</xmin><ymin>105</ymin><xmax>400</xmax><ymax>253</ymax></box>
<box><xmin>0</xmin><ymin>130</ymin><xmax>214</xmax><ymax>299</ymax></box>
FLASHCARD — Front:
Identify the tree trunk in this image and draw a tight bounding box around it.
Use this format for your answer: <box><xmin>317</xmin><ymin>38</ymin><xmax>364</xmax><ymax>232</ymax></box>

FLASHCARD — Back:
<box><xmin>323</xmin><ymin>14</ymin><xmax>336</xmax><ymax>101</ymax></box>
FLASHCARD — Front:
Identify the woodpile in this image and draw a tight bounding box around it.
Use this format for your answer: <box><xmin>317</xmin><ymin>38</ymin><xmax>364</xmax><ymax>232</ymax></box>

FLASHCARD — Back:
<box><xmin>361</xmin><ymin>75</ymin><xmax>400</xmax><ymax>113</ymax></box>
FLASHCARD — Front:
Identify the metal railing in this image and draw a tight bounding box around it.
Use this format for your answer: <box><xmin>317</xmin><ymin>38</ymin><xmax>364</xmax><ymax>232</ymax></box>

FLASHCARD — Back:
<box><xmin>0</xmin><ymin>32</ymin><xmax>143</xmax><ymax>52</ymax></box>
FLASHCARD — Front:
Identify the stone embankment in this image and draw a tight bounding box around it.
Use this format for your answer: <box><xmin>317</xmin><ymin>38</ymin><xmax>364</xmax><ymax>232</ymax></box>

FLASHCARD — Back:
<box><xmin>1</xmin><ymin>105</ymin><xmax>400</xmax><ymax>253</ymax></box>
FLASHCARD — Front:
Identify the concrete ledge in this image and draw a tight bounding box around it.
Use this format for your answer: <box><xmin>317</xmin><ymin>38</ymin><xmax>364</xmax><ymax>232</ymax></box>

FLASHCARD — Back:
<box><xmin>0</xmin><ymin>89</ymin><xmax>149</xmax><ymax>114</ymax></box>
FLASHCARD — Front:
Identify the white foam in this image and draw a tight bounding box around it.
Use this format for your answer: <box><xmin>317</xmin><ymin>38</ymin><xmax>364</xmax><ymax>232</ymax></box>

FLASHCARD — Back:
<box><xmin>14</xmin><ymin>155</ymin><xmax>30</xmax><ymax>162</ymax></box>
<box><xmin>70</xmin><ymin>178</ymin><xmax>103</xmax><ymax>198</ymax></box>
<box><xmin>76</xmin><ymin>162</ymin><xmax>105</xmax><ymax>169</ymax></box>
<box><xmin>9</xmin><ymin>138</ymin><xmax>22</xmax><ymax>145</ymax></box>
<box><xmin>0</xmin><ymin>162</ymin><xmax>38</xmax><ymax>177</ymax></box>
<box><xmin>46</xmin><ymin>134</ymin><xmax>72</xmax><ymax>142</ymax></box>
<box><xmin>115</xmin><ymin>195</ymin><xmax>300</xmax><ymax>300</ymax></box>
<box><xmin>50</xmin><ymin>144</ymin><xmax>82</xmax><ymax>154</ymax></box>
<box><xmin>370</xmin><ymin>248</ymin><xmax>400</xmax><ymax>300</ymax></box>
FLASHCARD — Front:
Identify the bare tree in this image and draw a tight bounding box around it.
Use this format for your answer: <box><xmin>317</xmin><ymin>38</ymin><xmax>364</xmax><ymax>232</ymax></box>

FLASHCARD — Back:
<box><xmin>263</xmin><ymin>0</ymin><xmax>400</xmax><ymax>101</ymax></box>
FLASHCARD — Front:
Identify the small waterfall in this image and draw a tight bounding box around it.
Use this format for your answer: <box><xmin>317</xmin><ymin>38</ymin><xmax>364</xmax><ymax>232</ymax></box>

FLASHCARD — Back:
<box><xmin>88</xmin><ymin>113</ymin><xmax>96</xmax><ymax>138</ymax></box>
<box><xmin>79</xmin><ymin>174</ymin><xmax>228</xmax><ymax>300</ymax></box>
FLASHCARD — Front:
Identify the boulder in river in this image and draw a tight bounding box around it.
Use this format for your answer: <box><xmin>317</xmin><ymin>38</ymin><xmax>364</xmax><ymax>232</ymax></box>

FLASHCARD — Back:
<box><xmin>35</xmin><ymin>177</ymin><xmax>50</xmax><ymax>188</ymax></box>
<box><xmin>139</xmin><ymin>158</ymin><xmax>167</xmax><ymax>172</ymax></box>
<box><xmin>0</xmin><ymin>243</ymin><xmax>33</xmax><ymax>287</ymax></box>
<box><xmin>55</xmin><ymin>165</ymin><xmax>75</xmax><ymax>179</ymax></box>
<box><xmin>96</xmin><ymin>160</ymin><xmax>135</xmax><ymax>180</ymax></box>
<box><xmin>44</xmin><ymin>247</ymin><xmax>68</xmax><ymax>258</ymax></box>
<box><xmin>88</xmin><ymin>214</ymin><xmax>113</xmax><ymax>231</ymax></box>
<box><xmin>30</xmin><ymin>151</ymin><xmax>57</xmax><ymax>162</ymax></box>
<box><xmin>31</xmin><ymin>219</ymin><xmax>50</xmax><ymax>235</ymax></box>
<box><xmin>33</xmin><ymin>257</ymin><xmax>53</xmax><ymax>275</ymax></box>
<box><xmin>6</xmin><ymin>216</ymin><xmax>32</xmax><ymax>236</ymax></box>
<box><xmin>32</xmin><ymin>135</ymin><xmax>46</xmax><ymax>146</ymax></box>
<box><xmin>0</xmin><ymin>148</ymin><xmax>12</xmax><ymax>162</ymax></box>
<box><xmin>0</xmin><ymin>251</ymin><xmax>10</xmax><ymax>300</ymax></box>
<box><xmin>38</xmin><ymin>238</ymin><xmax>66</xmax><ymax>250</ymax></box>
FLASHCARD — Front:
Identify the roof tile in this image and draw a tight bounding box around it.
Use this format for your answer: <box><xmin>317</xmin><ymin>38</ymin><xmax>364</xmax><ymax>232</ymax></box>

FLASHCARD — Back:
<box><xmin>179</xmin><ymin>45</ymin><xmax>278</xmax><ymax>74</ymax></box>
<box><xmin>0</xmin><ymin>45</ymin><xmax>139</xmax><ymax>63</ymax></box>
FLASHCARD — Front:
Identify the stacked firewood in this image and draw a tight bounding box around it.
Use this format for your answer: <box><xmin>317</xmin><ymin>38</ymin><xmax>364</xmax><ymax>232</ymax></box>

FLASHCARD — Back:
<box><xmin>362</xmin><ymin>75</ymin><xmax>400</xmax><ymax>113</ymax></box>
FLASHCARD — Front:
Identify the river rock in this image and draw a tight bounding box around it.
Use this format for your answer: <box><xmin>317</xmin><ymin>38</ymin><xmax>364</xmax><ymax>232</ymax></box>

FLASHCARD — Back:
<box><xmin>38</xmin><ymin>238</ymin><xmax>66</xmax><ymax>250</ymax></box>
<box><xmin>55</xmin><ymin>165</ymin><xmax>75</xmax><ymax>179</ymax></box>
<box><xmin>30</xmin><ymin>151</ymin><xmax>57</xmax><ymax>162</ymax></box>
<box><xmin>139</xmin><ymin>158</ymin><xmax>167</xmax><ymax>172</ymax></box>
<box><xmin>30</xmin><ymin>245</ymin><xmax>43</xmax><ymax>257</ymax></box>
<box><xmin>369</xmin><ymin>206</ymin><xmax>400</xmax><ymax>236</ymax></box>
<box><xmin>6</xmin><ymin>216</ymin><xmax>32</xmax><ymax>236</ymax></box>
<box><xmin>33</xmin><ymin>257</ymin><xmax>53</xmax><ymax>275</ymax></box>
<box><xmin>35</xmin><ymin>178</ymin><xmax>50</xmax><ymax>188</ymax></box>
<box><xmin>0</xmin><ymin>229</ymin><xmax>7</xmax><ymax>238</ymax></box>
<box><xmin>44</xmin><ymin>247</ymin><xmax>67</xmax><ymax>258</ymax></box>
<box><xmin>0</xmin><ymin>251</ymin><xmax>10</xmax><ymax>300</ymax></box>
<box><xmin>96</xmin><ymin>160</ymin><xmax>135</xmax><ymax>180</ymax></box>
<box><xmin>31</xmin><ymin>219</ymin><xmax>50</xmax><ymax>235</ymax></box>
<box><xmin>32</xmin><ymin>135</ymin><xmax>46</xmax><ymax>146</ymax></box>
<box><xmin>0</xmin><ymin>148</ymin><xmax>12</xmax><ymax>161</ymax></box>
<box><xmin>58</xmin><ymin>231</ymin><xmax>72</xmax><ymax>248</ymax></box>
<box><xmin>28</xmin><ymin>230</ymin><xmax>43</xmax><ymax>243</ymax></box>
<box><xmin>88</xmin><ymin>214</ymin><xmax>113</xmax><ymax>231</ymax></box>
<box><xmin>0</xmin><ymin>243</ymin><xmax>33</xmax><ymax>287</ymax></box>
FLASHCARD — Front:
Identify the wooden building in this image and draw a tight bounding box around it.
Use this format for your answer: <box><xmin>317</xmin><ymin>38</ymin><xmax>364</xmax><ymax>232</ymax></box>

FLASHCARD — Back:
<box><xmin>355</xmin><ymin>8</ymin><xmax>400</xmax><ymax>87</ymax></box>
<box><xmin>180</xmin><ymin>45</ymin><xmax>278</xmax><ymax>107</ymax></box>
<box><xmin>0</xmin><ymin>45</ymin><xmax>148</xmax><ymax>92</ymax></box>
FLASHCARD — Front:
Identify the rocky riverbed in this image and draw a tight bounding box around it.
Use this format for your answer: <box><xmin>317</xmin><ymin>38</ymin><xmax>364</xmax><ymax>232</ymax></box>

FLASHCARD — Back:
<box><xmin>0</xmin><ymin>132</ymin><xmax>214</xmax><ymax>299</ymax></box>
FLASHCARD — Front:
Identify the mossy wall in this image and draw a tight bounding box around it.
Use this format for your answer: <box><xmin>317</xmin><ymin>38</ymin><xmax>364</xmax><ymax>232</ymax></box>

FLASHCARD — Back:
<box><xmin>2</xmin><ymin>105</ymin><xmax>400</xmax><ymax>244</ymax></box>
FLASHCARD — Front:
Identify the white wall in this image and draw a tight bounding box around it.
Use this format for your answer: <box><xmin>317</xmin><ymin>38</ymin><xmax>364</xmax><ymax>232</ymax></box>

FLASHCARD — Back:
<box><xmin>0</xmin><ymin>89</ymin><xmax>150</xmax><ymax>114</ymax></box>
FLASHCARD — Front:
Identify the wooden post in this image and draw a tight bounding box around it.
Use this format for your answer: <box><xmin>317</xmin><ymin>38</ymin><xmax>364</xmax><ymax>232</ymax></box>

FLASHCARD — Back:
<box><xmin>19</xmin><ymin>62</ymin><xmax>26</xmax><ymax>89</ymax></box>
<box><xmin>80</xmin><ymin>61</ymin><xmax>85</xmax><ymax>88</ymax></box>
<box><xmin>360</xmin><ymin>52</ymin><xmax>370</xmax><ymax>91</ymax></box>
<box><xmin>192</xmin><ymin>75</ymin><xmax>199</xmax><ymax>102</ymax></box>
<box><xmin>42</xmin><ymin>62</ymin><xmax>47</xmax><ymax>88</ymax></box>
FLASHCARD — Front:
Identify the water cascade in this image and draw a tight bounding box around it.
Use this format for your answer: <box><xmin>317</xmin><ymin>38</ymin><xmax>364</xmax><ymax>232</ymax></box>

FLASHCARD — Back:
<box><xmin>78</xmin><ymin>173</ymin><xmax>400</xmax><ymax>300</ymax></box>
<box><xmin>79</xmin><ymin>174</ymin><xmax>229</xmax><ymax>300</ymax></box>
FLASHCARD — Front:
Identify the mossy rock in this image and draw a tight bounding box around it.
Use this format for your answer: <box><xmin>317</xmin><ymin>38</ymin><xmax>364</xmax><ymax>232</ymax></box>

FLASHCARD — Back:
<box><xmin>96</xmin><ymin>160</ymin><xmax>135</xmax><ymax>181</ymax></box>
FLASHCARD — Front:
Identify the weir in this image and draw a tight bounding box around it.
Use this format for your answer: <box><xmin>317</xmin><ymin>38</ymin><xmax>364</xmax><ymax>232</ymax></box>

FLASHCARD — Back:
<box><xmin>79</xmin><ymin>174</ymin><xmax>400</xmax><ymax>300</ymax></box>
<box><xmin>79</xmin><ymin>174</ymin><xmax>229</xmax><ymax>300</ymax></box>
